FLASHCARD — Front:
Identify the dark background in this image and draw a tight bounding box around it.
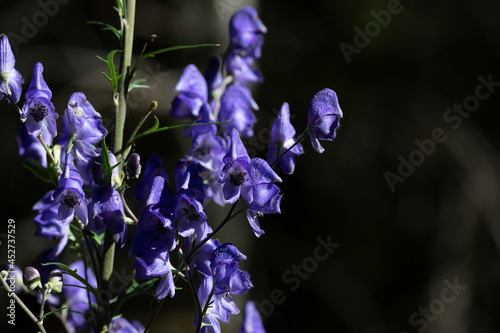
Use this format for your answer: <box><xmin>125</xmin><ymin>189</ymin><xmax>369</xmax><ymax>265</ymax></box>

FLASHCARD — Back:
<box><xmin>1</xmin><ymin>0</ymin><xmax>500</xmax><ymax>332</ymax></box>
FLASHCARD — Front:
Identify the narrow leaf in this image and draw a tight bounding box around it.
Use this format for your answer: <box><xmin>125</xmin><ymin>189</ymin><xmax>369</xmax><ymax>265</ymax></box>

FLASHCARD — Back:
<box><xmin>41</xmin><ymin>306</ymin><xmax>68</xmax><ymax>321</ymax></box>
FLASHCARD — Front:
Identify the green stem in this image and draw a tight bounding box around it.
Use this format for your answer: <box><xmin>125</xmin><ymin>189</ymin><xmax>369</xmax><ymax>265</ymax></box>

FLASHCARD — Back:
<box><xmin>114</xmin><ymin>0</ymin><xmax>136</xmax><ymax>160</ymax></box>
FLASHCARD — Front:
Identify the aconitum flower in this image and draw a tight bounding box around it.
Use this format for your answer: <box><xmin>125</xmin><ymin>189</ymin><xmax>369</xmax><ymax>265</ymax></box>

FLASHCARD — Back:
<box><xmin>33</xmin><ymin>191</ymin><xmax>69</xmax><ymax>259</ymax></box>
<box><xmin>267</xmin><ymin>102</ymin><xmax>304</xmax><ymax>174</ymax></box>
<box><xmin>62</xmin><ymin>92</ymin><xmax>107</xmax><ymax>161</ymax></box>
<box><xmin>308</xmin><ymin>88</ymin><xmax>343</xmax><ymax>153</ymax></box>
<box><xmin>52</xmin><ymin>154</ymin><xmax>88</xmax><ymax>225</ymax></box>
<box><xmin>229</xmin><ymin>6</ymin><xmax>267</xmax><ymax>59</ymax></box>
<box><xmin>88</xmin><ymin>185</ymin><xmax>127</xmax><ymax>246</ymax></box>
<box><xmin>219</xmin><ymin>129</ymin><xmax>255</xmax><ymax>203</ymax></box>
<box><xmin>0</xmin><ymin>34</ymin><xmax>23</xmax><ymax>103</ymax></box>
<box><xmin>211</xmin><ymin>243</ymin><xmax>253</xmax><ymax>296</ymax></box>
<box><xmin>225</xmin><ymin>51</ymin><xmax>263</xmax><ymax>83</ymax></box>
<box><xmin>130</xmin><ymin>176</ymin><xmax>177</xmax><ymax>299</ymax></box>
<box><xmin>134</xmin><ymin>154</ymin><xmax>169</xmax><ymax>201</ymax></box>
<box><xmin>220</xmin><ymin>130</ymin><xmax>281</xmax><ymax>207</ymax></box>
<box><xmin>170</xmin><ymin>64</ymin><xmax>208</xmax><ymax>119</ymax></box>
<box><xmin>63</xmin><ymin>260</ymin><xmax>97</xmax><ymax>332</ymax></box>
<box><xmin>238</xmin><ymin>301</ymin><xmax>266</xmax><ymax>333</ymax></box>
<box><xmin>16</xmin><ymin>125</ymin><xmax>51</xmax><ymax>167</ymax></box>
<box><xmin>246</xmin><ymin>183</ymin><xmax>281</xmax><ymax>237</ymax></box>
<box><xmin>21</xmin><ymin>62</ymin><xmax>58</xmax><ymax>138</ymax></box>
<box><xmin>109</xmin><ymin>317</ymin><xmax>144</xmax><ymax>333</ymax></box>
<box><xmin>218</xmin><ymin>83</ymin><xmax>257</xmax><ymax>138</ymax></box>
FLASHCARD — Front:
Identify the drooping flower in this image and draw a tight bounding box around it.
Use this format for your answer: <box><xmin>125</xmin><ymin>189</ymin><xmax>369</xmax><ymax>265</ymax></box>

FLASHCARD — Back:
<box><xmin>219</xmin><ymin>129</ymin><xmax>255</xmax><ymax>203</ymax></box>
<box><xmin>266</xmin><ymin>102</ymin><xmax>304</xmax><ymax>174</ymax></box>
<box><xmin>32</xmin><ymin>191</ymin><xmax>69</xmax><ymax>259</ymax></box>
<box><xmin>0</xmin><ymin>34</ymin><xmax>23</xmax><ymax>103</ymax></box>
<box><xmin>211</xmin><ymin>243</ymin><xmax>253</xmax><ymax>296</ymax></box>
<box><xmin>62</xmin><ymin>92</ymin><xmax>107</xmax><ymax>162</ymax></box>
<box><xmin>130</xmin><ymin>176</ymin><xmax>177</xmax><ymax>299</ymax></box>
<box><xmin>62</xmin><ymin>260</ymin><xmax>97</xmax><ymax>332</ymax></box>
<box><xmin>238</xmin><ymin>301</ymin><xmax>266</xmax><ymax>333</ymax></box>
<box><xmin>88</xmin><ymin>185</ymin><xmax>127</xmax><ymax>246</ymax></box>
<box><xmin>133</xmin><ymin>154</ymin><xmax>169</xmax><ymax>201</ymax></box>
<box><xmin>229</xmin><ymin>6</ymin><xmax>267</xmax><ymax>59</ymax></box>
<box><xmin>225</xmin><ymin>51</ymin><xmax>263</xmax><ymax>83</ymax></box>
<box><xmin>170</xmin><ymin>64</ymin><xmax>208</xmax><ymax>119</ymax></box>
<box><xmin>52</xmin><ymin>153</ymin><xmax>88</xmax><ymax>225</ymax></box>
<box><xmin>16</xmin><ymin>124</ymin><xmax>51</xmax><ymax>167</ymax></box>
<box><xmin>246</xmin><ymin>183</ymin><xmax>282</xmax><ymax>237</ymax></box>
<box><xmin>109</xmin><ymin>317</ymin><xmax>145</xmax><ymax>333</ymax></box>
<box><xmin>218</xmin><ymin>83</ymin><xmax>258</xmax><ymax>138</ymax></box>
<box><xmin>21</xmin><ymin>62</ymin><xmax>58</xmax><ymax>138</ymax></box>
<box><xmin>219</xmin><ymin>129</ymin><xmax>281</xmax><ymax>206</ymax></box>
<box><xmin>308</xmin><ymin>88</ymin><xmax>343</xmax><ymax>153</ymax></box>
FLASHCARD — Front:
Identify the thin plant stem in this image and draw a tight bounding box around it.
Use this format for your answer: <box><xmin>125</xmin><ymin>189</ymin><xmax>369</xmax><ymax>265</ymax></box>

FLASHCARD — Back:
<box><xmin>39</xmin><ymin>288</ymin><xmax>50</xmax><ymax>324</ymax></box>
<box><xmin>270</xmin><ymin>127</ymin><xmax>309</xmax><ymax>169</ymax></box>
<box><xmin>120</xmin><ymin>186</ymin><xmax>138</xmax><ymax>224</ymax></box>
<box><xmin>178</xmin><ymin>247</ymin><xmax>203</xmax><ymax>328</ymax></box>
<box><xmin>37</xmin><ymin>131</ymin><xmax>62</xmax><ymax>175</ymax></box>
<box><xmin>114</xmin><ymin>0</ymin><xmax>136</xmax><ymax>160</ymax></box>
<box><xmin>196</xmin><ymin>286</ymin><xmax>215</xmax><ymax>333</ymax></box>
<box><xmin>0</xmin><ymin>272</ymin><xmax>47</xmax><ymax>333</ymax></box>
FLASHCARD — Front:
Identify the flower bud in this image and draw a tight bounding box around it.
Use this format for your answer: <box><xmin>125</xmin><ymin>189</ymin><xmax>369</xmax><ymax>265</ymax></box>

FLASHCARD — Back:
<box><xmin>47</xmin><ymin>269</ymin><xmax>63</xmax><ymax>293</ymax></box>
<box><xmin>126</xmin><ymin>153</ymin><xmax>141</xmax><ymax>179</ymax></box>
<box><xmin>23</xmin><ymin>266</ymin><xmax>42</xmax><ymax>291</ymax></box>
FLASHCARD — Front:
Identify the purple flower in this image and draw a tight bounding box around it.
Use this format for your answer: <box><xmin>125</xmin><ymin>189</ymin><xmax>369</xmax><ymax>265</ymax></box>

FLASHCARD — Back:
<box><xmin>170</xmin><ymin>64</ymin><xmax>208</xmax><ymax>119</ymax></box>
<box><xmin>109</xmin><ymin>317</ymin><xmax>144</xmax><ymax>333</ymax></box>
<box><xmin>211</xmin><ymin>243</ymin><xmax>253</xmax><ymax>296</ymax></box>
<box><xmin>16</xmin><ymin>124</ymin><xmax>52</xmax><ymax>167</ymax></box>
<box><xmin>246</xmin><ymin>183</ymin><xmax>281</xmax><ymax>237</ymax></box>
<box><xmin>62</xmin><ymin>92</ymin><xmax>107</xmax><ymax>161</ymax></box>
<box><xmin>225</xmin><ymin>51</ymin><xmax>263</xmax><ymax>83</ymax></box>
<box><xmin>218</xmin><ymin>83</ymin><xmax>258</xmax><ymax>138</ymax></box>
<box><xmin>219</xmin><ymin>129</ymin><xmax>255</xmax><ymax>203</ymax></box>
<box><xmin>33</xmin><ymin>191</ymin><xmax>69</xmax><ymax>259</ymax></box>
<box><xmin>88</xmin><ymin>185</ymin><xmax>127</xmax><ymax>246</ymax></box>
<box><xmin>130</xmin><ymin>176</ymin><xmax>177</xmax><ymax>299</ymax></box>
<box><xmin>229</xmin><ymin>7</ymin><xmax>267</xmax><ymax>59</ymax></box>
<box><xmin>219</xmin><ymin>129</ymin><xmax>281</xmax><ymax>207</ymax></box>
<box><xmin>308</xmin><ymin>88</ymin><xmax>343</xmax><ymax>153</ymax></box>
<box><xmin>63</xmin><ymin>260</ymin><xmax>97</xmax><ymax>332</ymax></box>
<box><xmin>238</xmin><ymin>301</ymin><xmax>266</xmax><ymax>333</ymax></box>
<box><xmin>52</xmin><ymin>154</ymin><xmax>88</xmax><ymax>225</ymax></box>
<box><xmin>0</xmin><ymin>34</ymin><xmax>23</xmax><ymax>103</ymax></box>
<box><xmin>21</xmin><ymin>62</ymin><xmax>58</xmax><ymax>138</ymax></box>
<box><xmin>134</xmin><ymin>154</ymin><xmax>169</xmax><ymax>201</ymax></box>
<box><xmin>267</xmin><ymin>102</ymin><xmax>304</xmax><ymax>174</ymax></box>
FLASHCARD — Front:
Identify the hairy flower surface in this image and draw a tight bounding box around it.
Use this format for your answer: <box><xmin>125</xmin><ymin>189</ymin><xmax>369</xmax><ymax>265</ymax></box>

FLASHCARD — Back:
<box><xmin>308</xmin><ymin>88</ymin><xmax>343</xmax><ymax>153</ymax></box>
<box><xmin>238</xmin><ymin>301</ymin><xmax>266</xmax><ymax>333</ymax></box>
<box><xmin>21</xmin><ymin>62</ymin><xmax>58</xmax><ymax>138</ymax></box>
<box><xmin>0</xmin><ymin>34</ymin><xmax>23</xmax><ymax>103</ymax></box>
<box><xmin>218</xmin><ymin>83</ymin><xmax>258</xmax><ymax>138</ymax></box>
<box><xmin>52</xmin><ymin>154</ymin><xmax>88</xmax><ymax>225</ymax></box>
<box><xmin>62</xmin><ymin>92</ymin><xmax>107</xmax><ymax>161</ymax></box>
<box><xmin>170</xmin><ymin>64</ymin><xmax>208</xmax><ymax>119</ymax></box>
<box><xmin>267</xmin><ymin>102</ymin><xmax>304</xmax><ymax>174</ymax></box>
<box><xmin>229</xmin><ymin>6</ymin><xmax>267</xmax><ymax>59</ymax></box>
<box><xmin>211</xmin><ymin>243</ymin><xmax>253</xmax><ymax>296</ymax></box>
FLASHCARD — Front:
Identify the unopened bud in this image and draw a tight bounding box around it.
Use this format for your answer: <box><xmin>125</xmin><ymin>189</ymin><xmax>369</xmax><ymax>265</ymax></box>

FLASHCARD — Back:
<box><xmin>23</xmin><ymin>266</ymin><xmax>42</xmax><ymax>291</ymax></box>
<box><xmin>126</xmin><ymin>153</ymin><xmax>141</xmax><ymax>179</ymax></box>
<box><xmin>47</xmin><ymin>269</ymin><xmax>63</xmax><ymax>293</ymax></box>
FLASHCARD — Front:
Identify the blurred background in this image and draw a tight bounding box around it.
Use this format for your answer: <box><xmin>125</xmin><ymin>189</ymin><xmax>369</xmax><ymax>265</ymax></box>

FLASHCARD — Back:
<box><xmin>1</xmin><ymin>0</ymin><xmax>500</xmax><ymax>332</ymax></box>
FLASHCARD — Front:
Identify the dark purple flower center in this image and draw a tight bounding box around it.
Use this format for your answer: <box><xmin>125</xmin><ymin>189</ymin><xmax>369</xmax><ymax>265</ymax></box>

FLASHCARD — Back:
<box><xmin>30</xmin><ymin>102</ymin><xmax>49</xmax><ymax>122</ymax></box>
<box><xmin>229</xmin><ymin>168</ymin><xmax>247</xmax><ymax>186</ymax></box>
<box><xmin>62</xmin><ymin>191</ymin><xmax>81</xmax><ymax>208</ymax></box>
<box><xmin>182</xmin><ymin>207</ymin><xmax>199</xmax><ymax>222</ymax></box>
<box><xmin>195</xmin><ymin>144</ymin><xmax>211</xmax><ymax>157</ymax></box>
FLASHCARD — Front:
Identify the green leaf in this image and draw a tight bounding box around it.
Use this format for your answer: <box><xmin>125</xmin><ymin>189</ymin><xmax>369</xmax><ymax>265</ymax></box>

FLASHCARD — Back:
<box><xmin>42</xmin><ymin>262</ymin><xmax>97</xmax><ymax>297</ymax></box>
<box><xmin>137</xmin><ymin>44</ymin><xmax>220</xmax><ymax>63</ymax></box>
<box><xmin>100</xmin><ymin>139</ymin><xmax>116</xmax><ymax>187</ymax></box>
<box><xmin>21</xmin><ymin>158</ymin><xmax>53</xmax><ymax>184</ymax></box>
<box><xmin>87</xmin><ymin>20</ymin><xmax>121</xmax><ymax>40</ymax></box>
<box><xmin>132</xmin><ymin>119</ymin><xmax>231</xmax><ymax>143</ymax></box>
<box><xmin>40</xmin><ymin>306</ymin><xmax>68</xmax><ymax>321</ymax></box>
<box><xmin>96</xmin><ymin>50</ymin><xmax>123</xmax><ymax>93</ymax></box>
<box><xmin>90</xmin><ymin>230</ymin><xmax>106</xmax><ymax>245</ymax></box>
